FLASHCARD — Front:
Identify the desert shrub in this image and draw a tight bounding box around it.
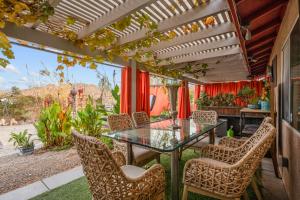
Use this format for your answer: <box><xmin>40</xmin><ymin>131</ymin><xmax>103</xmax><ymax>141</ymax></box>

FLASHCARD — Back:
<box><xmin>34</xmin><ymin>102</ymin><xmax>72</xmax><ymax>148</ymax></box>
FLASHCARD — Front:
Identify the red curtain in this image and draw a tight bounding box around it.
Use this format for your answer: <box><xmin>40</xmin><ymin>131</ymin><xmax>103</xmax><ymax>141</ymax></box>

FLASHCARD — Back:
<box><xmin>202</xmin><ymin>80</ymin><xmax>263</xmax><ymax>106</ymax></box>
<box><xmin>178</xmin><ymin>81</ymin><xmax>191</xmax><ymax>119</ymax></box>
<box><xmin>194</xmin><ymin>85</ymin><xmax>201</xmax><ymax>110</ymax></box>
<box><xmin>120</xmin><ymin>67</ymin><xmax>132</xmax><ymax>114</ymax></box>
<box><xmin>136</xmin><ymin>70</ymin><xmax>150</xmax><ymax>115</ymax></box>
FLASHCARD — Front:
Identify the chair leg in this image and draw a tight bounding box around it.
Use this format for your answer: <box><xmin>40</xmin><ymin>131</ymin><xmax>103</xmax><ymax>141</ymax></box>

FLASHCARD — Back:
<box><xmin>156</xmin><ymin>155</ymin><xmax>160</xmax><ymax>163</ymax></box>
<box><xmin>251</xmin><ymin>178</ymin><xmax>263</xmax><ymax>200</ymax></box>
<box><xmin>182</xmin><ymin>185</ymin><xmax>188</xmax><ymax>200</ymax></box>
<box><xmin>242</xmin><ymin>191</ymin><xmax>249</xmax><ymax>200</ymax></box>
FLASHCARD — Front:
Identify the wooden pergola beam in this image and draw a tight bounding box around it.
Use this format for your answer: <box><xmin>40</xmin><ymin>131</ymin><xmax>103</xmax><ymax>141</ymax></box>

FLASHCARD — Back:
<box><xmin>159</xmin><ymin>46</ymin><xmax>241</xmax><ymax>65</ymax></box>
<box><xmin>118</xmin><ymin>0</ymin><xmax>228</xmax><ymax>45</ymax></box>
<box><xmin>3</xmin><ymin>22</ymin><xmax>127</xmax><ymax>66</ymax></box>
<box><xmin>157</xmin><ymin>37</ymin><xmax>239</xmax><ymax>59</ymax></box>
<box><xmin>78</xmin><ymin>0</ymin><xmax>156</xmax><ymax>38</ymax></box>
<box><xmin>244</xmin><ymin>0</ymin><xmax>288</xmax><ymax>23</ymax></box>
<box><xmin>227</xmin><ymin>0</ymin><xmax>250</xmax><ymax>73</ymax></box>
<box><xmin>165</xmin><ymin>53</ymin><xmax>243</xmax><ymax>70</ymax></box>
<box><xmin>130</xmin><ymin>22</ymin><xmax>235</xmax><ymax>54</ymax></box>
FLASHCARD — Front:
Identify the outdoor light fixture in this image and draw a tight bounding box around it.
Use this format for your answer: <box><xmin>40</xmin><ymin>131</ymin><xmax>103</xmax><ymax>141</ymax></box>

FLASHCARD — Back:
<box><xmin>241</xmin><ymin>26</ymin><xmax>251</xmax><ymax>40</ymax></box>
<box><xmin>248</xmin><ymin>57</ymin><xmax>257</xmax><ymax>63</ymax></box>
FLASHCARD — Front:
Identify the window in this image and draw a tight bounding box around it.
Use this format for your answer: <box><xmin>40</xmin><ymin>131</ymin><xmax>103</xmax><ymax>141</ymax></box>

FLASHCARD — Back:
<box><xmin>282</xmin><ymin>19</ymin><xmax>300</xmax><ymax>131</ymax></box>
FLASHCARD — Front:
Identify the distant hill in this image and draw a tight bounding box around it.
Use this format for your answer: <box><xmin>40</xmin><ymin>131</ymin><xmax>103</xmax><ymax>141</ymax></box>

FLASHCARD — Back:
<box><xmin>1</xmin><ymin>83</ymin><xmax>115</xmax><ymax>107</ymax></box>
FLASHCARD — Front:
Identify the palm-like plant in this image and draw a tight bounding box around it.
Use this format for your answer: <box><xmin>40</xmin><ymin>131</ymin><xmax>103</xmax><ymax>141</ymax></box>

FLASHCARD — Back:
<box><xmin>9</xmin><ymin>129</ymin><xmax>34</xmax><ymax>148</ymax></box>
<box><xmin>73</xmin><ymin>96</ymin><xmax>107</xmax><ymax>137</ymax></box>
<box><xmin>34</xmin><ymin>102</ymin><xmax>72</xmax><ymax>148</ymax></box>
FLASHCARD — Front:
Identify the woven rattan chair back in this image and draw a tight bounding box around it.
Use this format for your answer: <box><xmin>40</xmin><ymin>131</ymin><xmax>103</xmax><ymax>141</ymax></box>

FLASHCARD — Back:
<box><xmin>225</xmin><ymin>123</ymin><xmax>275</xmax><ymax>165</ymax></box>
<box><xmin>192</xmin><ymin>110</ymin><xmax>218</xmax><ymax>124</ymax></box>
<box><xmin>72</xmin><ymin>131</ymin><xmax>128</xmax><ymax>200</ymax></box>
<box><xmin>108</xmin><ymin>113</ymin><xmax>133</xmax><ymax>131</ymax></box>
<box><xmin>184</xmin><ymin>123</ymin><xmax>276</xmax><ymax>199</ymax></box>
<box><xmin>230</xmin><ymin>123</ymin><xmax>276</xmax><ymax>195</ymax></box>
<box><xmin>132</xmin><ymin>111</ymin><xmax>150</xmax><ymax>128</ymax></box>
<box><xmin>262</xmin><ymin>116</ymin><xmax>272</xmax><ymax>125</ymax></box>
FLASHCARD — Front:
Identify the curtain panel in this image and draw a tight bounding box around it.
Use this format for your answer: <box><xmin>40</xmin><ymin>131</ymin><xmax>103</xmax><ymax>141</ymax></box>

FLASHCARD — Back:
<box><xmin>136</xmin><ymin>70</ymin><xmax>150</xmax><ymax>115</ymax></box>
<box><xmin>203</xmin><ymin>80</ymin><xmax>264</xmax><ymax>106</ymax></box>
<box><xmin>178</xmin><ymin>81</ymin><xmax>191</xmax><ymax>119</ymax></box>
<box><xmin>120</xmin><ymin>66</ymin><xmax>132</xmax><ymax>114</ymax></box>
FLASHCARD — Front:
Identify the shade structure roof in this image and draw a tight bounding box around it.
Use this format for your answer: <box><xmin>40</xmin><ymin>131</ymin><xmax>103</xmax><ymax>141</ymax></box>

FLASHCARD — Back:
<box><xmin>2</xmin><ymin>0</ymin><xmax>288</xmax><ymax>83</ymax></box>
<box><xmin>235</xmin><ymin>0</ymin><xmax>288</xmax><ymax>76</ymax></box>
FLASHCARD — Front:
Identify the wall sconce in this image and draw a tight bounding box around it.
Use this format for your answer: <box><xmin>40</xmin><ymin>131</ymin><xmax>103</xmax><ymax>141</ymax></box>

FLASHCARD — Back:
<box><xmin>241</xmin><ymin>26</ymin><xmax>251</xmax><ymax>40</ymax></box>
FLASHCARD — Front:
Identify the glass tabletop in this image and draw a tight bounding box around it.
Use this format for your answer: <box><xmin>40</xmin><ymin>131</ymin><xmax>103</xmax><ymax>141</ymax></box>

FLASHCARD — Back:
<box><xmin>103</xmin><ymin>119</ymin><xmax>224</xmax><ymax>152</ymax></box>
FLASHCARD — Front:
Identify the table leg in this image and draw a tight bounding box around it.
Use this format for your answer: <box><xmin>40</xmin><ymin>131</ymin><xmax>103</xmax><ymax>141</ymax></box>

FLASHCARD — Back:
<box><xmin>127</xmin><ymin>143</ymin><xmax>133</xmax><ymax>165</ymax></box>
<box><xmin>240</xmin><ymin>112</ymin><xmax>243</xmax><ymax>135</ymax></box>
<box><xmin>171</xmin><ymin>149</ymin><xmax>179</xmax><ymax>200</ymax></box>
<box><xmin>209</xmin><ymin>129</ymin><xmax>215</xmax><ymax>144</ymax></box>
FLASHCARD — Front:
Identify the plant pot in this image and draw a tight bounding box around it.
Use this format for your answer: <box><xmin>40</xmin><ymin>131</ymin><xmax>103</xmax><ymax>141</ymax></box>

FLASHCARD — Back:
<box><xmin>19</xmin><ymin>146</ymin><xmax>34</xmax><ymax>155</ymax></box>
<box><xmin>247</xmin><ymin>104</ymin><xmax>257</xmax><ymax>109</ymax></box>
<box><xmin>260</xmin><ymin>101</ymin><xmax>270</xmax><ymax>111</ymax></box>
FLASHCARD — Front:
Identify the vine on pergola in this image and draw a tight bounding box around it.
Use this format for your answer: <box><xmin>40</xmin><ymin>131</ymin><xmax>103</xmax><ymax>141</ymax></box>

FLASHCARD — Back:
<box><xmin>0</xmin><ymin>0</ymin><xmax>215</xmax><ymax>81</ymax></box>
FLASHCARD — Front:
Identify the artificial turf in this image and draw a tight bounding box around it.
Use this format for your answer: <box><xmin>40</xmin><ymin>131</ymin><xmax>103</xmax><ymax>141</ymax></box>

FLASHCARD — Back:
<box><xmin>31</xmin><ymin>149</ymin><xmax>255</xmax><ymax>200</ymax></box>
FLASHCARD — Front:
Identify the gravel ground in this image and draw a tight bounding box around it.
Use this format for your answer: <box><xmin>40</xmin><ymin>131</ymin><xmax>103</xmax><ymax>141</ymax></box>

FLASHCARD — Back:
<box><xmin>0</xmin><ymin>147</ymin><xmax>81</xmax><ymax>194</ymax></box>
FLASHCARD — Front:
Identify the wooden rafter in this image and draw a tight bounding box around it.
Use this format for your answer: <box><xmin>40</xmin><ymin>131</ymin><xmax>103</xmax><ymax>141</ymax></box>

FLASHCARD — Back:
<box><xmin>117</xmin><ymin>0</ymin><xmax>228</xmax><ymax>45</ymax></box>
<box><xmin>251</xmin><ymin>19</ymin><xmax>281</xmax><ymax>38</ymax></box>
<box><xmin>252</xmin><ymin>50</ymin><xmax>272</xmax><ymax>58</ymax></box>
<box><xmin>244</xmin><ymin>0</ymin><xmax>288</xmax><ymax>23</ymax></box>
<box><xmin>77</xmin><ymin>0</ymin><xmax>157</xmax><ymax>38</ymax></box>
<box><xmin>247</xmin><ymin>32</ymin><xmax>277</xmax><ymax>49</ymax></box>
<box><xmin>159</xmin><ymin>46</ymin><xmax>241</xmax><ymax>65</ymax></box>
<box><xmin>248</xmin><ymin>42</ymin><xmax>273</xmax><ymax>55</ymax></box>
<box><xmin>130</xmin><ymin>22</ymin><xmax>235</xmax><ymax>55</ymax></box>
<box><xmin>157</xmin><ymin>37</ymin><xmax>239</xmax><ymax>59</ymax></box>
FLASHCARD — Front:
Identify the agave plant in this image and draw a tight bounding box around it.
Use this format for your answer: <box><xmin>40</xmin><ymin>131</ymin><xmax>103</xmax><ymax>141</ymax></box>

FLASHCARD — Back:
<box><xmin>34</xmin><ymin>102</ymin><xmax>72</xmax><ymax>148</ymax></box>
<box><xmin>9</xmin><ymin>129</ymin><xmax>34</xmax><ymax>148</ymax></box>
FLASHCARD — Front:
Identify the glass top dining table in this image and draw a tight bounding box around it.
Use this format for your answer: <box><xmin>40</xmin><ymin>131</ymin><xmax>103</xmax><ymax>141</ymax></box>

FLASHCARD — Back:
<box><xmin>103</xmin><ymin>118</ymin><xmax>224</xmax><ymax>200</ymax></box>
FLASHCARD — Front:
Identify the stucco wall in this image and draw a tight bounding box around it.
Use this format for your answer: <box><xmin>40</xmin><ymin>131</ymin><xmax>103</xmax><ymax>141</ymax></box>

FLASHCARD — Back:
<box><xmin>269</xmin><ymin>0</ymin><xmax>300</xmax><ymax>199</ymax></box>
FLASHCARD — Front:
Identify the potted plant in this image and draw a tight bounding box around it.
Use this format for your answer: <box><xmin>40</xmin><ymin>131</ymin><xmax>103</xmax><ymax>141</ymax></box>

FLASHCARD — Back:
<box><xmin>9</xmin><ymin>129</ymin><xmax>34</xmax><ymax>155</ymax></box>
<box><xmin>248</xmin><ymin>97</ymin><xmax>259</xmax><ymax>109</ymax></box>
<box><xmin>261</xmin><ymin>81</ymin><xmax>270</xmax><ymax>110</ymax></box>
<box><xmin>237</xmin><ymin>86</ymin><xmax>255</xmax><ymax>107</ymax></box>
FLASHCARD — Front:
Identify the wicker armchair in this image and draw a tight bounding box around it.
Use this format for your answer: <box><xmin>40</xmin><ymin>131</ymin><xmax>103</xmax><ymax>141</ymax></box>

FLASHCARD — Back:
<box><xmin>72</xmin><ymin>131</ymin><xmax>166</xmax><ymax>200</ymax></box>
<box><xmin>182</xmin><ymin>123</ymin><xmax>276</xmax><ymax>200</ymax></box>
<box><xmin>218</xmin><ymin>116</ymin><xmax>273</xmax><ymax>148</ymax></box>
<box><xmin>190</xmin><ymin>110</ymin><xmax>218</xmax><ymax>148</ymax></box>
<box><xmin>132</xmin><ymin>111</ymin><xmax>150</xmax><ymax>128</ymax></box>
<box><xmin>108</xmin><ymin>113</ymin><xmax>160</xmax><ymax>166</ymax></box>
<box><xmin>192</xmin><ymin>110</ymin><xmax>218</xmax><ymax>123</ymax></box>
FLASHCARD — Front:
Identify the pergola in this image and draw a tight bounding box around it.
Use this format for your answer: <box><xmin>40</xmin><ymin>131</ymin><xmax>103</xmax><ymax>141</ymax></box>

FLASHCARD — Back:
<box><xmin>0</xmin><ymin>1</ymin><xmax>295</xmax><ymax>200</ymax></box>
<box><xmin>3</xmin><ymin>0</ymin><xmax>254</xmax><ymax>84</ymax></box>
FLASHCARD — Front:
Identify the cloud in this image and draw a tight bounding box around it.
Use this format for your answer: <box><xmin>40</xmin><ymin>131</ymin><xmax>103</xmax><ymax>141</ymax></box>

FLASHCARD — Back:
<box><xmin>0</xmin><ymin>76</ymin><xmax>5</xmax><ymax>84</ymax></box>
<box><xmin>20</xmin><ymin>76</ymin><xmax>29</xmax><ymax>82</ymax></box>
<box><xmin>0</xmin><ymin>64</ymin><xmax>20</xmax><ymax>74</ymax></box>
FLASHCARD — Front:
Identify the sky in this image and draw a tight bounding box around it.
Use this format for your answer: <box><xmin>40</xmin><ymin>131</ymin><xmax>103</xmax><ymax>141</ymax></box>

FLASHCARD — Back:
<box><xmin>0</xmin><ymin>44</ymin><xmax>121</xmax><ymax>90</ymax></box>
